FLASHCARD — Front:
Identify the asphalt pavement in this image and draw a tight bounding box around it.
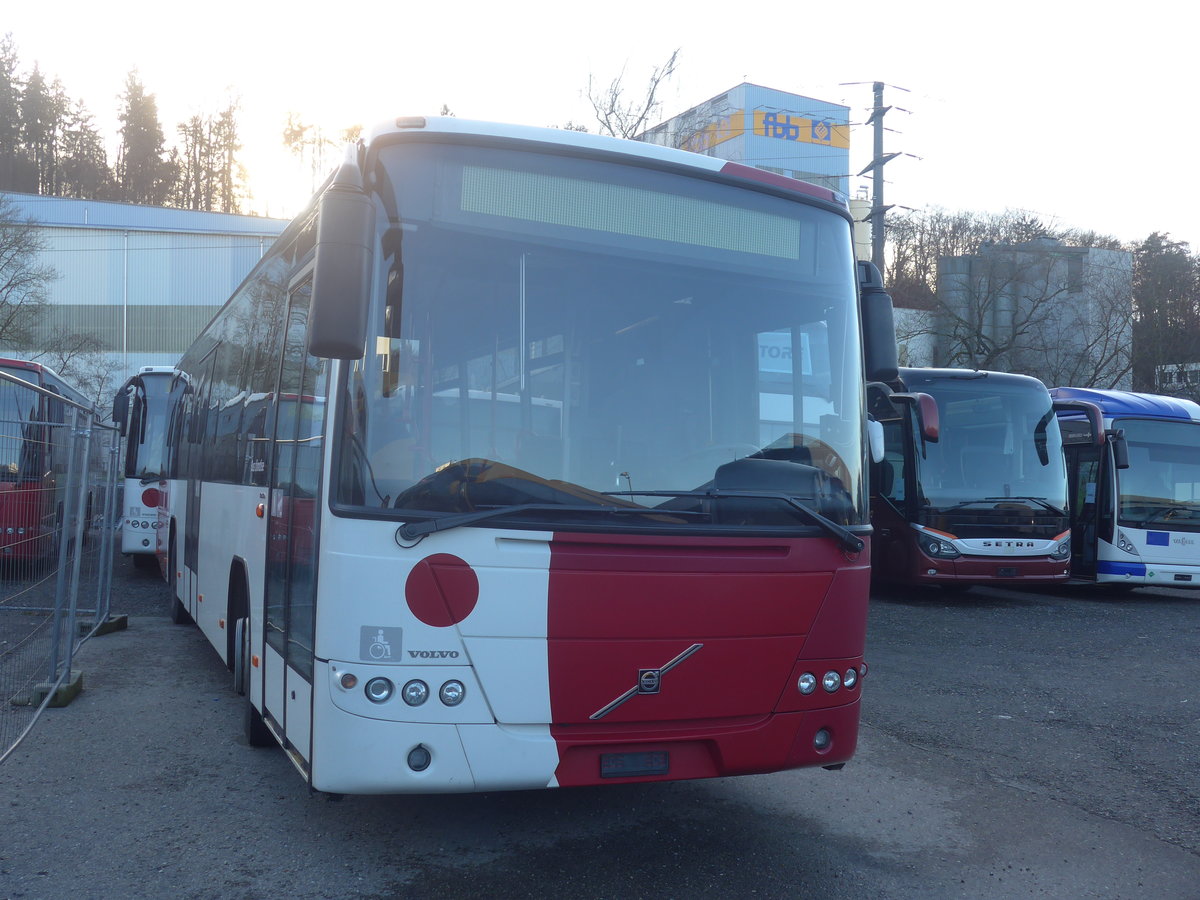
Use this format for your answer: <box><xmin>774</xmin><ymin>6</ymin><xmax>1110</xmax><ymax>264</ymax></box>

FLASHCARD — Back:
<box><xmin>1</xmin><ymin>556</ymin><xmax>1197</xmax><ymax>899</ymax></box>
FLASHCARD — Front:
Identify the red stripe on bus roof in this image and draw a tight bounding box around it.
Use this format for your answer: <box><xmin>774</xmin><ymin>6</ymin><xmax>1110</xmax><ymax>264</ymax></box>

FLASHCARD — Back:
<box><xmin>717</xmin><ymin>161</ymin><xmax>839</xmax><ymax>203</ymax></box>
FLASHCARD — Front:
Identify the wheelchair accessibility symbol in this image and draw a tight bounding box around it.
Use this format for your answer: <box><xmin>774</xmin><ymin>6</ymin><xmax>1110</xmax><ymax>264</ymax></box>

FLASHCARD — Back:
<box><xmin>360</xmin><ymin>626</ymin><xmax>403</xmax><ymax>661</ymax></box>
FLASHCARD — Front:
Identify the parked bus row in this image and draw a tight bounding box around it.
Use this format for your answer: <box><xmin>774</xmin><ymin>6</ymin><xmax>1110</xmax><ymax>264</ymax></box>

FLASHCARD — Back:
<box><xmin>104</xmin><ymin>117</ymin><xmax>1200</xmax><ymax>799</ymax></box>
<box><xmin>867</xmin><ymin>367</ymin><xmax>1200</xmax><ymax>592</ymax></box>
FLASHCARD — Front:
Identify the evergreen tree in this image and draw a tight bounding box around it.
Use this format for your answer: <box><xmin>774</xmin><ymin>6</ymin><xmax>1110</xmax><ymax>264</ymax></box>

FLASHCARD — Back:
<box><xmin>59</xmin><ymin>99</ymin><xmax>112</xmax><ymax>199</ymax></box>
<box><xmin>116</xmin><ymin>70</ymin><xmax>173</xmax><ymax>205</ymax></box>
<box><xmin>0</xmin><ymin>34</ymin><xmax>21</xmax><ymax>191</ymax></box>
<box><xmin>1132</xmin><ymin>234</ymin><xmax>1200</xmax><ymax>392</ymax></box>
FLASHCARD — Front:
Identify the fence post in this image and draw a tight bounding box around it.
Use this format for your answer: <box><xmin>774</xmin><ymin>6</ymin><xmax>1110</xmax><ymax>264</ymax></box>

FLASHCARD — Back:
<box><xmin>46</xmin><ymin>406</ymin><xmax>87</xmax><ymax>684</ymax></box>
<box><xmin>61</xmin><ymin>407</ymin><xmax>93</xmax><ymax>680</ymax></box>
<box><xmin>93</xmin><ymin>429</ymin><xmax>120</xmax><ymax>625</ymax></box>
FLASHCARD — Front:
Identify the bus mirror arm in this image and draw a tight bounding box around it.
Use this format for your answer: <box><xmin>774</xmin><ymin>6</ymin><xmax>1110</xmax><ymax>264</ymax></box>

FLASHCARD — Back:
<box><xmin>1108</xmin><ymin>428</ymin><xmax>1130</xmax><ymax>469</ymax></box>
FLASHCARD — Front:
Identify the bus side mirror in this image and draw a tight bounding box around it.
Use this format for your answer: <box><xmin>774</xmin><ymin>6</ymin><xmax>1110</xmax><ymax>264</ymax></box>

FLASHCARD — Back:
<box><xmin>112</xmin><ymin>378</ymin><xmax>134</xmax><ymax>437</ymax></box>
<box><xmin>1109</xmin><ymin>428</ymin><xmax>1130</xmax><ymax>469</ymax></box>
<box><xmin>1052</xmin><ymin>399</ymin><xmax>1105</xmax><ymax>447</ymax></box>
<box><xmin>857</xmin><ymin>261</ymin><xmax>899</xmax><ymax>384</ymax></box>
<box><xmin>309</xmin><ymin>162</ymin><xmax>374</xmax><ymax>360</ymax></box>
<box><xmin>890</xmin><ymin>391</ymin><xmax>939</xmax><ymax>444</ymax></box>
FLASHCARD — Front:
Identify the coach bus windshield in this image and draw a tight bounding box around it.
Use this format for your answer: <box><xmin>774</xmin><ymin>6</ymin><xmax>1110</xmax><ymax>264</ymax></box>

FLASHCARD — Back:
<box><xmin>1115</xmin><ymin>418</ymin><xmax>1200</xmax><ymax>532</ymax></box>
<box><xmin>130</xmin><ymin>374</ymin><xmax>171</xmax><ymax>480</ymax></box>
<box><xmin>911</xmin><ymin>374</ymin><xmax>1067</xmax><ymax>521</ymax></box>
<box><xmin>335</xmin><ymin>141</ymin><xmax>865</xmax><ymax>532</ymax></box>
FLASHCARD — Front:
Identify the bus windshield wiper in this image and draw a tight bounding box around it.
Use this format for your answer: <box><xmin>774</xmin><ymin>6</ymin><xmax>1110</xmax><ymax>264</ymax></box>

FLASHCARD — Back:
<box><xmin>139</xmin><ymin>473</ymin><xmax>164</xmax><ymax>484</ymax></box>
<box><xmin>1129</xmin><ymin>504</ymin><xmax>1200</xmax><ymax>527</ymax></box>
<box><xmin>606</xmin><ymin>489</ymin><xmax>865</xmax><ymax>553</ymax></box>
<box><xmin>983</xmin><ymin>496</ymin><xmax>1065</xmax><ymax>515</ymax></box>
<box><xmin>395</xmin><ymin>503</ymin><xmax>703</xmax><ymax>542</ymax></box>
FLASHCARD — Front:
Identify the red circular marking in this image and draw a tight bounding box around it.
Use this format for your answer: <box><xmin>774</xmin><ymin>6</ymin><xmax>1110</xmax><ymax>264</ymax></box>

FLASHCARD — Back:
<box><xmin>405</xmin><ymin>554</ymin><xmax>479</xmax><ymax>627</ymax></box>
<box><xmin>141</xmin><ymin>487</ymin><xmax>161</xmax><ymax>508</ymax></box>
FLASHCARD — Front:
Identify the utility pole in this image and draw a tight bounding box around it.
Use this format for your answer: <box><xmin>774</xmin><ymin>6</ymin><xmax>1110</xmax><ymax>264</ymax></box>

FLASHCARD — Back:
<box><xmin>856</xmin><ymin>82</ymin><xmax>903</xmax><ymax>273</ymax></box>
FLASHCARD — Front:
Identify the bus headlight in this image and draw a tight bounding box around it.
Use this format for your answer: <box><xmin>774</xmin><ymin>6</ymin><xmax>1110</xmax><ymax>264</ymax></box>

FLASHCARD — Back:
<box><xmin>402</xmin><ymin>679</ymin><xmax>429</xmax><ymax>706</ymax></box>
<box><xmin>364</xmin><ymin>677</ymin><xmax>394</xmax><ymax>703</ymax></box>
<box><xmin>1051</xmin><ymin>541</ymin><xmax>1071</xmax><ymax>560</ymax></box>
<box><xmin>843</xmin><ymin>667</ymin><xmax>858</xmax><ymax>689</ymax></box>
<box><xmin>822</xmin><ymin>671</ymin><xmax>841</xmax><ymax>693</ymax></box>
<box><xmin>1117</xmin><ymin>531</ymin><xmax>1138</xmax><ymax>555</ymax></box>
<box><xmin>439</xmin><ymin>680</ymin><xmax>465</xmax><ymax>706</ymax></box>
<box><xmin>920</xmin><ymin>537</ymin><xmax>960</xmax><ymax>559</ymax></box>
<box><xmin>798</xmin><ymin>673</ymin><xmax>817</xmax><ymax>695</ymax></box>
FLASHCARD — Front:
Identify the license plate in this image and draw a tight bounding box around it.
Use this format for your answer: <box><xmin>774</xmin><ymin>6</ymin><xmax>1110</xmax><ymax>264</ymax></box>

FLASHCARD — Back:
<box><xmin>600</xmin><ymin>750</ymin><xmax>669</xmax><ymax>778</ymax></box>
<box><xmin>997</xmin><ymin>567</ymin><xmax>1018</xmax><ymax>577</ymax></box>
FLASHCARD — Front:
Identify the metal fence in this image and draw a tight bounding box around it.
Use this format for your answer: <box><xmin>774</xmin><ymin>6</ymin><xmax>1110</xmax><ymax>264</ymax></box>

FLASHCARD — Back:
<box><xmin>0</xmin><ymin>370</ymin><xmax>118</xmax><ymax>764</ymax></box>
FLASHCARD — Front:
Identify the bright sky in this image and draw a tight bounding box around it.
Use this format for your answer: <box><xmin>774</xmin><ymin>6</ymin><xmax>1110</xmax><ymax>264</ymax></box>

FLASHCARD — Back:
<box><xmin>6</xmin><ymin>0</ymin><xmax>1197</xmax><ymax>249</ymax></box>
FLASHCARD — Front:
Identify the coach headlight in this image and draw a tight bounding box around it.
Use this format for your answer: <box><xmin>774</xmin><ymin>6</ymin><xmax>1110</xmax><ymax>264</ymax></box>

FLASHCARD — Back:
<box><xmin>1117</xmin><ymin>531</ymin><xmax>1138</xmax><ymax>555</ymax></box>
<box><xmin>822</xmin><ymin>671</ymin><xmax>841</xmax><ymax>693</ymax></box>
<box><xmin>1051</xmin><ymin>540</ymin><xmax>1071</xmax><ymax>560</ymax></box>
<box><xmin>843</xmin><ymin>667</ymin><xmax>858</xmax><ymax>689</ymax></box>
<box><xmin>798</xmin><ymin>673</ymin><xmax>817</xmax><ymax>695</ymax></box>
<box><xmin>920</xmin><ymin>536</ymin><xmax>960</xmax><ymax>559</ymax></box>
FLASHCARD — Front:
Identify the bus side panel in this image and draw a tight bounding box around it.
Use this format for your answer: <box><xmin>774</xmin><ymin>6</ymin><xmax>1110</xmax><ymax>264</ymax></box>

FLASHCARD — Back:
<box><xmin>192</xmin><ymin>482</ymin><xmax>269</xmax><ymax>664</ymax></box>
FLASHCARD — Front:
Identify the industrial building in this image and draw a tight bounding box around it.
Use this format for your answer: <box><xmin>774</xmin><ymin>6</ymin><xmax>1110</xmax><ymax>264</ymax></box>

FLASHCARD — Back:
<box><xmin>0</xmin><ymin>191</ymin><xmax>289</xmax><ymax>401</ymax></box>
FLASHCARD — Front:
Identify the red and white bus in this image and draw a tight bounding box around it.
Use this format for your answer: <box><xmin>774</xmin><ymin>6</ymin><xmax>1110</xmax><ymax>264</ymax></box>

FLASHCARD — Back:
<box><xmin>869</xmin><ymin>368</ymin><xmax>1072</xmax><ymax>591</ymax></box>
<box><xmin>112</xmin><ymin>366</ymin><xmax>174</xmax><ymax>569</ymax></box>
<box><xmin>159</xmin><ymin>116</ymin><xmax>897</xmax><ymax>793</ymax></box>
<box><xmin>0</xmin><ymin>358</ymin><xmax>95</xmax><ymax>563</ymax></box>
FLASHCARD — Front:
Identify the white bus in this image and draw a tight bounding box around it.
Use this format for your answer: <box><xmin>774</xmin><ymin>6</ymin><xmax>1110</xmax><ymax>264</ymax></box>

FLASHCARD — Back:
<box><xmin>159</xmin><ymin>116</ymin><xmax>899</xmax><ymax>794</ymax></box>
<box><xmin>112</xmin><ymin>366</ymin><xmax>175</xmax><ymax>569</ymax></box>
<box><xmin>1052</xmin><ymin>387</ymin><xmax>1200</xmax><ymax>588</ymax></box>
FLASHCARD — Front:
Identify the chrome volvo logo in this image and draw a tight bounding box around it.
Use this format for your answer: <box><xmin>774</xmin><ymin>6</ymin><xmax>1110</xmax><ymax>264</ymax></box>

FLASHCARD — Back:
<box><xmin>590</xmin><ymin>643</ymin><xmax>703</xmax><ymax>720</ymax></box>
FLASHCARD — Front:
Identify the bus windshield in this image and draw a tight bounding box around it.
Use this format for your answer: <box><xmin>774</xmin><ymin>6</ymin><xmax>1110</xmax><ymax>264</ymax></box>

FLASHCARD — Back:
<box><xmin>913</xmin><ymin>374</ymin><xmax>1067</xmax><ymax>516</ymax></box>
<box><xmin>335</xmin><ymin>142</ymin><xmax>864</xmax><ymax>530</ymax></box>
<box><xmin>0</xmin><ymin>367</ymin><xmax>41</xmax><ymax>480</ymax></box>
<box><xmin>131</xmin><ymin>373</ymin><xmax>171</xmax><ymax>480</ymax></box>
<box><xmin>1116</xmin><ymin>418</ymin><xmax>1200</xmax><ymax>532</ymax></box>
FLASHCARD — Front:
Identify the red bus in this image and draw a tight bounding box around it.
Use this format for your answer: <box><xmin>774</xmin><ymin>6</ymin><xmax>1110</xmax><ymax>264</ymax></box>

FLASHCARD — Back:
<box><xmin>158</xmin><ymin>117</ymin><xmax>897</xmax><ymax>793</ymax></box>
<box><xmin>870</xmin><ymin>368</ymin><xmax>1072</xmax><ymax>591</ymax></box>
<box><xmin>0</xmin><ymin>358</ymin><xmax>96</xmax><ymax>562</ymax></box>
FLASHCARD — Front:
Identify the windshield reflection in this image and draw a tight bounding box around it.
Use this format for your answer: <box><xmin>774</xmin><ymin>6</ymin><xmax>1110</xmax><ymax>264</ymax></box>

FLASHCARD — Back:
<box><xmin>335</xmin><ymin>142</ymin><xmax>865</xmax><ymax>531</ymax></box>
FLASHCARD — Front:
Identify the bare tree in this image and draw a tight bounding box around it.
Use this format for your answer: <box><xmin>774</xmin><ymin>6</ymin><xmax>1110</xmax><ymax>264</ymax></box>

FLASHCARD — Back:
<box><xmin>586</xmin><ymin>49</ymin><xmax>680</xmax><ymax>139</ymax></box>
<box><xmin>927</xmin><ymin>239</ymin><xmax>1133</xmax><ymax>389</ymax></box>
<box><xmin>0</xmin><ymin>195</ymin><xmax>55</xmax><ymax>349</ymax></box>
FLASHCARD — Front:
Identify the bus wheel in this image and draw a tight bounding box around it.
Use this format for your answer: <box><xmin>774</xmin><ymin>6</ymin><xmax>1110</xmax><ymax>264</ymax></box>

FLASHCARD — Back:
<box><xmin>233</xmin><ymin>617</ymin><xmax>248</xmax><ymax>696</ymax></box>
<box><xmin>168</xmin><ymin>535</ymin><xmax>190</xmax><ymax>624</ymax></box>
<box><xmin>236</xmin><ymin>614</ymin><xmax>273</xmax><ymax>747</ymax></box>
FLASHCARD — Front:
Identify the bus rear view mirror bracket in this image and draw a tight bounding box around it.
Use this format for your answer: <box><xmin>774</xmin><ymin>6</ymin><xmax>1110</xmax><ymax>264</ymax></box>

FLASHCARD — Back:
<box><xmin>1108</xmin><ymin>428</ymin><xmax>1130</xmax><ymax>469</ymax></box>
<box><xmin>309</xmin><ymin>158</ymin><xmax>374</xmax><ymax>360</ymax></box>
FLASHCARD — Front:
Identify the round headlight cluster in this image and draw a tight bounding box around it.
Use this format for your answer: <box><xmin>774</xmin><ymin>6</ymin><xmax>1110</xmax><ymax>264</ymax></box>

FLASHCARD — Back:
<box><xmin>921</xmin><ymin>536</ymin><xmax>960</xmax><ymax>559</ymax></box>
<box><xmin>1051</xmin><ymin>540</ymin><xmax>1071</xmax><ymax>560</ymax></box>
<box><xmin>798</xmin><ymin>666</ymin><xmax>864</xmax><ymax>697</ymax></box>
<box><xmin>1117</xmin><ymin>531</ymin><xmax>1138</xmax><ymax>554</ymax></box>
<box><xmin>348</xmin><ymin>675</ymin><xmax>467</xmax><ymax>708</ymax></box>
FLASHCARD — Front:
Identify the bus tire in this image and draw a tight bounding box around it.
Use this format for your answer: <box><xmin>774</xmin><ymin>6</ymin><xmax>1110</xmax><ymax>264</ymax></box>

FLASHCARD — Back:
<box><xmin>236</xmin><ymin>613</ymin><xmax>273</xmax><ymax>747</ymax></box>
<box><xmin>168</xmin><ymin>533</ymin><xmax>190</xmax><ymax>624</ymax></box>
<box><xmin>169</xmin><ymin>592</ymin><xmax>190</xmax><ymax>625</ymax></box>
<box><xmin>233</xmin><ymin>617</ymin><xmax>248</xmax><ymax>696</ymax></box>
